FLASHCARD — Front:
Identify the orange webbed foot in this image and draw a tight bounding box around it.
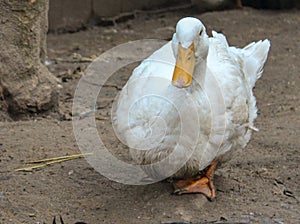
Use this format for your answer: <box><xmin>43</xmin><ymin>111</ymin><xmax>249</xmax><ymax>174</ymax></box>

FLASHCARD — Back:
<box><xmin>173</xmin><ymin>160</ymin><xmax>218</xmax><ymax>200</ymax></box>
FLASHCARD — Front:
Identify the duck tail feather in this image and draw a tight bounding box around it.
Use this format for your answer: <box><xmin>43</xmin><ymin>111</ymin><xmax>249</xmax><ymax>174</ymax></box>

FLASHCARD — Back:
<box><xmin>242</xmin><ymin>39</ymin><xmax>270</xmax><ymax>89</ymax></box>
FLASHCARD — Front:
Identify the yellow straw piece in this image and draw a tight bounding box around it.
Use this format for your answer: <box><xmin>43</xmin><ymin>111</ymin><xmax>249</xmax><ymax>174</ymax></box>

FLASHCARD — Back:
<box><xmin>27</xmin><ymin>153</ymin><xmax>93</xmax><ymax>164</ymax></box>
<box><xmin>15</xmin><ymin>153</ymin><xmax>93</xmax><ymax>172</ymax></box>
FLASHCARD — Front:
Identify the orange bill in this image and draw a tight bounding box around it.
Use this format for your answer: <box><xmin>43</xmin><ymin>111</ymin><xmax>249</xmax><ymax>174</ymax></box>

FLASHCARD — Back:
<box><xmin>172</xmin><ymin>43</ymin><xmax>195</xmax><ymax>88</ymax></box>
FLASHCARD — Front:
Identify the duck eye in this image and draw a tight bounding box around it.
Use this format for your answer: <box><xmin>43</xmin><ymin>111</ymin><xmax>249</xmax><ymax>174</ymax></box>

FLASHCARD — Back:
<box><xmin>199</xmin><ymin>30</ymin><xmax>203</xmax><ymax>35</ymax></box>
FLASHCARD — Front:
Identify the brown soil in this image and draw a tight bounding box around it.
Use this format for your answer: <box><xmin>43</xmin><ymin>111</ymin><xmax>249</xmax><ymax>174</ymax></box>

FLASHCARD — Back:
<box><xmin>1</xmin><ymin>8</ymin><xmax>299</xmax><ymax>224</ymax></box>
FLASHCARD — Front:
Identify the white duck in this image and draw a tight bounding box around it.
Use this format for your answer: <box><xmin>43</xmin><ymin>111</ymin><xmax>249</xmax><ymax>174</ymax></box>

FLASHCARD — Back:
<box><xmin>113</xmin><ymin>17</ymin><xmax>270</xmax><ymax>199</ymax></box>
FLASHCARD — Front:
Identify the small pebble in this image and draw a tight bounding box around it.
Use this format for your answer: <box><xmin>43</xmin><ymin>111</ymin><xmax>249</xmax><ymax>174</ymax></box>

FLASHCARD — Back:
<box><xmin>274</xmin><ymin>218</ymin><xmax>284</xmax><ymax>224</ymax></box>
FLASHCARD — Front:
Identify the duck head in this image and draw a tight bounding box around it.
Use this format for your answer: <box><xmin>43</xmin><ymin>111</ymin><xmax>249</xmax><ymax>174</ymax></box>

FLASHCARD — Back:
<box><xmin>171</xmin><ymin>17</ymin><xmax>209</xmax><ymax>88</ymax></box>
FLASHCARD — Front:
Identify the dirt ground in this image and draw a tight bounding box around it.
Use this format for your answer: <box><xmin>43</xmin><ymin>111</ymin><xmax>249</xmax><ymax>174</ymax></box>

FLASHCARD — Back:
<box><xmin>0</xmin><ymin>8</ymin><xmax>299</xmax><ymax>224</ymax></box>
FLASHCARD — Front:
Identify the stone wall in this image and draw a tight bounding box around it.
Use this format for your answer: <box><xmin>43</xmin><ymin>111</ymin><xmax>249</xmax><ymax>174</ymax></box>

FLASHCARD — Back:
<box><xmin>48</xmin><ymin>0</ymin><xmax>299</xmax><ymax>32</ymax></box>
<box><xmin>48</xmin><ymin>0</ymin><xmax>187</xmax><ymax>32</ymax></box>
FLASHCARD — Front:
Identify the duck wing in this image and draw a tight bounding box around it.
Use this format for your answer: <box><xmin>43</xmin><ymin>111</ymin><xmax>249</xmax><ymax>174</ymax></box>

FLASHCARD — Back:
<box><xmin>206</xmin><ymin>31</ymin><xmax>270</xmax><ymax>160</ymax></box>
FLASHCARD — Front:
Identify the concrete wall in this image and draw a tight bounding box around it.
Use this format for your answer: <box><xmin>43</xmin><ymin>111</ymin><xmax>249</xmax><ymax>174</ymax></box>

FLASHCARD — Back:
<box><xmin>48</xmin><ymin>0</ymin><xmax>300</xmax><ymax>32</ymax></box>
<box><xmin>48</xmin><ymin>0</ymin><xmax>187</xmax><ymax>32</ymax></box>
<box><xmin>49</xmin><ymin>0</ymin><xmax>92</xmax><ymax>32</ymax></box>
